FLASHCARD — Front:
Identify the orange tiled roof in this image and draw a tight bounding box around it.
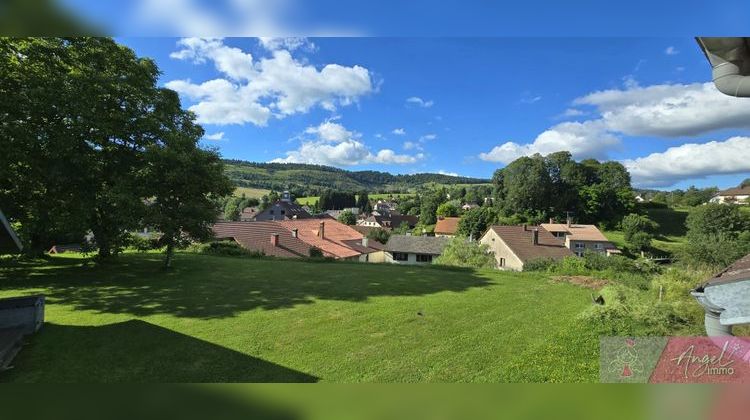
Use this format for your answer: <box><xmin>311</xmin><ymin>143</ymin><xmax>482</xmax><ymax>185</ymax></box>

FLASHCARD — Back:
<box><xmin>277</xmin><ymin>219</ymin><xmax>380</xmax><ymax>259</ymax></box>
<box><xmin>434</xmin><ymin>217</ymin><xmax>460</xmax><ymax>235</ymax></box>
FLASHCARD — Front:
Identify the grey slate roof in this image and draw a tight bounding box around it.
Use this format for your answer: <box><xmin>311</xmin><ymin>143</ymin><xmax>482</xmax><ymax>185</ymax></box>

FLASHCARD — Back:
<box><xmin>384</xmin><ymin>235</ymin><xmax>451</xmax><ymax>255</ymax></box>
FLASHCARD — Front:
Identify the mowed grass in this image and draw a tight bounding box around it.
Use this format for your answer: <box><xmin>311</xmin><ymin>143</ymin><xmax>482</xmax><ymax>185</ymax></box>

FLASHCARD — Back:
<box><xmin>233</xmin><ymin>186</ymin><xmax>271</xmax><ymax>198</ymax></box>
<box><xmin>296</xmin><ymin>193</ymin><xmax>415</xmax><ymax>206</ymax></box>
<box><xmin>0</xmin><ymin>253</ymin><xmax>598</xmax><ymax>382</ymax></box>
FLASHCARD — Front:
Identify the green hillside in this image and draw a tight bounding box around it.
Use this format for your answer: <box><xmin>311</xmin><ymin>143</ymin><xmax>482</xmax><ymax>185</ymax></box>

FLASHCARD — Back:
<box><xmin>223</xmin><ymin>160</ymin><xmax>489</xmax><ymax>195</ymax></box>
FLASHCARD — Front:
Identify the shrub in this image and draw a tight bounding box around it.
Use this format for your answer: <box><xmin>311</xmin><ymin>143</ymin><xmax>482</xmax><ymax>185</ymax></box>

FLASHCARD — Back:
<box><xmin>337</xmin><ymin>210</ymin><xmax>356</xmax><ymax>225</ymax></box>
<box><xmin>309</xmin><ymin>247</ymin><xmax>324</xmax><ymax>258</ymax></box>
<box><xmin>366</xmin><ymin>228</ymin><xmax>390</xmax><ymax>244</ymax></box>
<box><xmin>523</xmin><ymin>257</ymin><xmax>558</xmax><ymax>272</ymax></box>
<box><xmin>434</xmin><ymin>237</ymin><xmax>495</xmax><ymax>269</ymax></box>
<box><xmin>621</xmin><ymin>213</ymin><xmax>659</xmax><ymax>251</ymax></box>
<box><xmin>197</xmin><ymin>241</ymin><xmax>262</xmax><ymax>257</ymax></box>
<box><xmin>127</xmin><ymin>233</ymin><xmax>155</xmax><ymax>252</ymax></box>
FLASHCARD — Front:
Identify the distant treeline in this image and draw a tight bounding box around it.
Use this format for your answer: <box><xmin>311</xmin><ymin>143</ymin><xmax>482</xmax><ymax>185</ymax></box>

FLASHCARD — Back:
<box><xmin>223</xmin><ymin>160</ymin><xmax>489</xmax><ymax>195</ymax></box>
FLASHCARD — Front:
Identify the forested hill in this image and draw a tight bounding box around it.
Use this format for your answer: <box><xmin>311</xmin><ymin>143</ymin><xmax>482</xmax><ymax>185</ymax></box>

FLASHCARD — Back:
<box><xmin>223</xmin><ymin>160</ymin><xmax>490</xmax><ymax>194</ymax></box>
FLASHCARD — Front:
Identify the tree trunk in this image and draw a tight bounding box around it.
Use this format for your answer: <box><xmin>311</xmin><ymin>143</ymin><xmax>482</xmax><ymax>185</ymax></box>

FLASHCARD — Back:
<box><xmin>164</xmin><ymin>242</ymin><xmax>174</xmax><ymax>268</ymax></box>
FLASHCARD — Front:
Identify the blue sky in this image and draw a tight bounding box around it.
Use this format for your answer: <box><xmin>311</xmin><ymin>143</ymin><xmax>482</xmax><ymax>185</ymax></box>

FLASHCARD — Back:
<box><xmin>118</xmin><ymin>36</ymin><xmax>750</xmax><ymax>190</ymax></box>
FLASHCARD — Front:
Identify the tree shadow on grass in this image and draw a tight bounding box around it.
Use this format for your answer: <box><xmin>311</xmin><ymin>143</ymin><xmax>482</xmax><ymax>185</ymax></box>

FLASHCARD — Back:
<box><xmin>0</xmin><ymin>254</ymin><xmax>493</xmax><ymax>319</ymax></box>
<box><xmin>0</xmin><ymin>320</ymin><xmax>317</xmax><ymax>383</ymax></box>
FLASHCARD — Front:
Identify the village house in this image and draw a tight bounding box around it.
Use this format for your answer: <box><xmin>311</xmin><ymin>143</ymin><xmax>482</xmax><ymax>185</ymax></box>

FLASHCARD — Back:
<box><xmin>322</xmin><ymin>208</ymin><xmax>360</xmax><ymax>220</ymax></box>
<box><xmin>434</xmin><ymin>216</ymin><xmax>460</xmax><ymax>237</ymax></box>
<box><xmin>540</xmin><ymin>221</ymin><xmax>619</xmax><ymax>257</ymax></box>
<box><xmin>374</xmin><ymin>200</ymin><xmax>398</xmax><ymax>213</ymax></box>
<box><xmin>461</xmin><ymin>203</ymin><xmax>479</xmax><ymax>211</ymax></box>
<box><xmin>383</xmin><ymin>235</ymin><xmax>451</xmax><ymax>265</ymax></box>
<box><xmin>357</xmin><ymin>214</ymin><xmax>418</xmax><ymax>230</ymax></box>
<box><xmin>212</xmin><ymin>219</ymin><xmax>384</xmax><ymax>262</ymax></box>
<box><xmin>239</xmin><ymin>206</ymin><xmax>259</xmax><ymax>221</ymax></box>
<box><xmin>480</xmin><ymin>225</ymin><xmax>573</xmax><ymax>271</ymax></box>
<box><xmin>709</xmin><ymin>186</ymin><xmax>750</xmax><ymax>204</ymax></box>
<box><xmin>253</xmin><ymin>191</ymin><xmax>312</xmax><ymax>221</ymax></box>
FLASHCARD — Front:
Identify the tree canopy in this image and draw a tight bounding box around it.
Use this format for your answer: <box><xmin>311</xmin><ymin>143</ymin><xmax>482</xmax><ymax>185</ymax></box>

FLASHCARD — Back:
<box><xmin>0</xmin><ymin>38</ymin><xmax>232</xmax><ymax>265</ymax></box>
<box><xmin>491</xmin><ymin>152</ymin><xmax>635</xmax><ymax>227</ymax></box>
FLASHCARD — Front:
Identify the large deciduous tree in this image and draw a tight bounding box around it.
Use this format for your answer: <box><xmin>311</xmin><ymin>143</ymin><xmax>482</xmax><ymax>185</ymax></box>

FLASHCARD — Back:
<box><xmin>0</xmin><ymin>38</ymin><xmax>233</xmax><ymax>264</ymax></box>
<box><xmin>144</xmin><ymin>91</ymin><xmax>233</xmax><ymax>267</ymax></box>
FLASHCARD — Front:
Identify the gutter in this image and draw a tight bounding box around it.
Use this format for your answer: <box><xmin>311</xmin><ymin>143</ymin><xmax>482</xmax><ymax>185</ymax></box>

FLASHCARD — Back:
<box><xmin>696</xmin><ymin>37</ymin><xmax>750</xmax><ymax>97</ymax></box>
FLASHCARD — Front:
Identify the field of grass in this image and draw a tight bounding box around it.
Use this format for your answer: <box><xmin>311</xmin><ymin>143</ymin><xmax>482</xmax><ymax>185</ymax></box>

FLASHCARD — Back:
<box><xmin>296</xmin><ymin>193</ymin><xmax>415</xmax><ymax>207</ymax></box>
<box><xmin>603</xmin><ymin>207</ymin><xmax>689</xmax><ymax>256</ymax></box>
<box><xmin>0</xmin><ymin>253</ymin><xmax>599</xmax><ymax>382</ymax></box>
<box><xmin>233</xmin><ymin>186</ymin><xmax>271</xmax><ymax>198</ymax></box>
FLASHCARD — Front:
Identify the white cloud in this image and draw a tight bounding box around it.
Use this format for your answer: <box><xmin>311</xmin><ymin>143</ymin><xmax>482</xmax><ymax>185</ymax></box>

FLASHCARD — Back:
<box><xmin>406</xmin><ymin>96</ymin><xmax>434</xmax><ymax>108</ymax></box>
<box><xmin>257</xmin><ymin>37</ymin><xmax>315</xmax><ymax>52</ymax></box>
<box><xmin>167</xmin><ymin>38</ymin><xmax>374</xmax><ymax>126</ymax></box>
<box><xmin>203</xmin><ymin>131</ymin><xmax>225</xmax><ymax>140</ymax></box>
<box><xmin>665</xmin><ymin>46</ymin><xmax>679</xmax><ymax>55</ymax></box>
<box><xmin>392</xmin><ymin>128</ymin><xmax>406</xmax><ymax>135</ymax></box>
<box><xmin>479</xmin><ymin>120</ymin><xmax>620</xmax><ymax>164</ymax></box>
<box><xmin>371</xmin><ymin>149</ymin><xmax>424</xmax><ymax>164</ymax></box>
<box><xmin>438</xmin><ymin>170</ymin><xmax>459</xmax><ymax>177</ymax></box>
<box><xmin>272</xmin><ymin>120</ymin><xmax>423</xmax><ymax>166</ymax></box>
<box><xmin>623</xmin><ymin>137</ymin><xmax>750</xmax><ymax>187</ymax></box>
<box><xmin>170</xmin><ymin>37</ymin><xmax>255</xmax><ymax>81</ymax></box>
<box><xmin>573</xmin><ymin>82</ymin><xmax>750</xmax><ymax>137</ymax></box>
<box><xmin>557</xmin><ymin>108</ymin><xmax>586</xmax><ymax>119</ymax></box>
<box><xmin>419</xmin><ymin>134</ymin><xmax>437</xmax><ymax>142</ymax></box>
<box><xmin>304</xmin><ymin>120</ymin><xmax>356</xmax><ymax>143</ymax></box>
<box><xmin>520</xmin><ymin>92</ymin><xmax>543</xmax><ymax>104</ymax></box>
<box><xmin>131</xmin><ymin>0</ymin><xmax>361</xmax><ymax>37</ymax></box>
<box><xmin>403</xmin><ymin>141</ymin><xmax>422</xmax><ymax>151</ymax></box>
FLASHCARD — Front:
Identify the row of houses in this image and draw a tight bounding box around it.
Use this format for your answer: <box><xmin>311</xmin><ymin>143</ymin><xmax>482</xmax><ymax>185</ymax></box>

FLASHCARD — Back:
<box><xmin>709</xmin><ymin>186</ymin><xmax>750</xmax><ymax>204</ymax></box>
<box><xmin>213</xmin><ymin>214</ymin><xmax>618</xmax><ymax>271</ymax></box>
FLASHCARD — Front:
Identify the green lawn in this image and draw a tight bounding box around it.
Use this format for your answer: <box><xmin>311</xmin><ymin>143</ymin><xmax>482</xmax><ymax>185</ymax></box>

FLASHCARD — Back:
<box><xmin>604</xmin><ymin>207</ymin><xmax>689</xmax><ymax>256</ymax></box>
<box><xmin>0</xmin><ymin>253</ymin><xmax>599</xmax><ymax>382</ymax></box>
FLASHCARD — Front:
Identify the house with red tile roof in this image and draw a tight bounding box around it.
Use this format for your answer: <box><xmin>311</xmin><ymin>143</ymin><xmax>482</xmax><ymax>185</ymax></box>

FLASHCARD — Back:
<box><xmin>212</xmin><ymin>219</ymin><xmax>384</xmax><ymax>262</ymax></box>
<box><xmin>434</xmin><ymin>217</ymin><xmax>460</xmax><ymax>237</ymax></box>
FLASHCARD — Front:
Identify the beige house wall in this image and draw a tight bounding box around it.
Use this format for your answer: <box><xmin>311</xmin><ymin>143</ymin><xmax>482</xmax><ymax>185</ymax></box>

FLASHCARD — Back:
<box><xmin>479</xmin><ymin>229</ymin><xmax>524</xmax><ymax>271</ymax></box>
<box><xmin>384</xmin><ymin>251</ymin><xmax>434</xmax><ymax>265</ymax></box>
<box><xmin>359</xmin><ymin>250</ymin><xmax>386</xmax><ymax>263</ymax></box>
<box><xmin>565</xmin><ymin>239</ymin><xmax>616</xmax><ymax>256</ymax></box>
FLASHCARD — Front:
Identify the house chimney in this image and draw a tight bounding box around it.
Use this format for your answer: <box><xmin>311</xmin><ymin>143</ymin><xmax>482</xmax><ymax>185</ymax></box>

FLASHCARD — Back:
<box><xmin>532</xmin><ymin>229</ymin><xmax>539</xmax><ymax>246</ymax></box>
<box><xmin>362</xmin><ymin>237</ymin><xmax>369</xmax><ymax>247</ymax></box>
<box><xmin>549</xmin><ymin>218</ymin><xmax>554</xmax><ymax>224</ymax></box>
<box><xmin>566</xmin><ymin>217</ymin><xmax>571</xmax><ymax>228</ymax></box>
<box><xmin>271</xmin><ymin>233</ymin><xmax>279</xmax><ymax>247</ymax></box>
<box><xmin>292</xmin><ymin>228</ymin><xmax>298</xmax><ymax>238</ymax></box>
<box><xmin>522</xmin><ymin>224</ymin><xmax>528</xmax><ymax>231</ymax></box>
<box><xmin>318</xmin><ymin>221</ymin><xmax>325</xmax><ymax>239</ymax></box>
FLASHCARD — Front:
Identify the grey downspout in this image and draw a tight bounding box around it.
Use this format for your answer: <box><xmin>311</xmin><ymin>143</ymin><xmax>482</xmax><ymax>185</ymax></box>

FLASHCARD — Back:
<box><xmin>691</xmin><ymin>288</ymin><xmax>733</xmax><ymax>337</ymax></box>
<box><xmin>696</xmin><ymin>37</ymin><xmax>750</xmax><ymax>97</ymax></box>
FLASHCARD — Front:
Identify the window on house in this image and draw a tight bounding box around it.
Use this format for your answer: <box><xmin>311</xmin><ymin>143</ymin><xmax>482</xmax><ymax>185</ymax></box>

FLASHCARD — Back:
<box><xmin>575</xmin><ymin>251</ymin><xmax>584</xmax><ymax>257</ymax></box>
<box><xmin>499</xmin><ymin>257</ymin><xmax>505</xmax><ymax>267</ymax></box>
<box><xmin>594</xmin><ymin>243</ymin><xmax>603</xmax><ymax>250</ymax></box>
<box><xmin>280</xmin><ymin>210</ymin><xmax>286</xmax><ymax>215</ymax></box>
<box><xmin>416</xmin><ymin>254</ymin><xmax>432</xmax><ymax>263</ymax></box>
<box><xmin>574</xmin><ymin>243</ymin><xmax>585</xmax><ymax>249</ymax></box>
<box><xmin>393</xmin><ymin>252</ymin><xmax>409</xmax><ymax>261</ymax></box>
